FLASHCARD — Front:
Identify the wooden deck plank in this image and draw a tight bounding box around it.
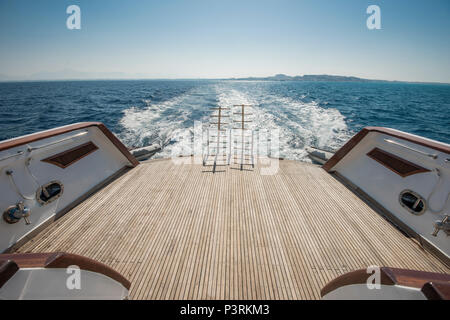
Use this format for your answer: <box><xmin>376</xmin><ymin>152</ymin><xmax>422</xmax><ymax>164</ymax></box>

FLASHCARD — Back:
<box><xmin>16</xmin><ymin>158</ymin><xmax>449</xmax><ymax>300</ymax></box>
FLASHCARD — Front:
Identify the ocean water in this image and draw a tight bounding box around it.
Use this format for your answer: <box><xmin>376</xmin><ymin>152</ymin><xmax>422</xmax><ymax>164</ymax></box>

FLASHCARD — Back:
<box><xmin>0</xmin><ymin>80</ymin><xmax>449</xmax><ymax>161</ymax></box>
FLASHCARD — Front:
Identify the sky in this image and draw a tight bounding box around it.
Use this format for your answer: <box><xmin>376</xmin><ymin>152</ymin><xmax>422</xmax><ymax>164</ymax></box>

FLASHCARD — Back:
<box><xmin>0</xmin><ymin>0</ymin><xmax>449</xmax><ymax>82</ymax></box>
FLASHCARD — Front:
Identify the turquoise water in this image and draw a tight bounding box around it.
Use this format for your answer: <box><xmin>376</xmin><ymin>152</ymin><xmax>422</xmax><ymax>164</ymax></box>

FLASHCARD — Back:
<box><xmin>0</xmin><ymin>80</ymin><xmax>448</xmax><ymax>160</ymax></box>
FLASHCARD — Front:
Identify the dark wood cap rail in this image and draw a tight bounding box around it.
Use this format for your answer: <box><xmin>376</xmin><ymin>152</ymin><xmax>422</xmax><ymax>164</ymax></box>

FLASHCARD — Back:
<box><xmin>0</xmin><ymin>122</ymin><xmax>139</xmax><ymax>167</ymax></box>
<box><xmin>421</xmin><ymin>281</ymin><xmax>450</xmax><ymax>300</ymax></box>
<box><xmin>321</xmin><ymin>267</ymin><xmax>450</xmax><ymax>298</ymax></box>
<box><xmin>0</xmin><ymin>252</ymin><xmax>131</xmax><ymax>290</ymax></box>
<box><xmin>0</xmin><ymin>259</ymin><xmax>19</xmax><ymax>289</ymax></box>
<box><xmin>323</xmin><ymin>127</ymin><xmax>450</xmax><ymax>172</ymax></box>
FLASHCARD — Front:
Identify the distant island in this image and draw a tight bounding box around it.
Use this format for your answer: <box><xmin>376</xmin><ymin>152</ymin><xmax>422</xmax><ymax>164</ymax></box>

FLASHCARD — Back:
<box><xmin>229</xmin><ymin>74</ymin><xmax>378</xmax><ymax>82</ymax></box>
<box><xmin>225</xmin><ymin>74</ymin><xmax>450</xmax><ymax>84</ymax></box>
<box><xmin>0</xmin><ymin>71</ymin><xmax>448</xmax><ymax>84</ymax></box>
<box><xmin>0</xmin><ymin>72</ymin><xmax>375</xmax><ymax>82</ymax></box>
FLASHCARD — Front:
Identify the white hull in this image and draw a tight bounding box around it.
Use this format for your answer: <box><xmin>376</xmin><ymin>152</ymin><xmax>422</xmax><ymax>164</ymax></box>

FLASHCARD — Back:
<box><xmin>0</xmin><ymin>123</ymin><xmax>138</xmax><ymax>253</ymax></box>
<box><xmin>324</xmin><ymin>127</ymin><xmax>450</xmax><ymax>260</ymax></box>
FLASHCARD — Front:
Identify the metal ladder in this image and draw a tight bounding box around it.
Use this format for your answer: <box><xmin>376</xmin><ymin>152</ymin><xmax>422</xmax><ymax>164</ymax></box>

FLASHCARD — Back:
<box><xmin>203</xmin><ymin>106</ymin><xmax>230</xmax><ymax>173</ymax></box>
<box><xmin>232</xmin><ymin>104</ymin><xmax>254</xmax><ymax>170</ymax></box>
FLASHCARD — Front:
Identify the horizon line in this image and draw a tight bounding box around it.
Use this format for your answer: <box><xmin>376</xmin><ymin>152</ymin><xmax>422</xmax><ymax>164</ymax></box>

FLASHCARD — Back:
<box><xmin>1</xmin><ymin>76</ymin><xmax>449</xmax><ymax>85</ymax></box>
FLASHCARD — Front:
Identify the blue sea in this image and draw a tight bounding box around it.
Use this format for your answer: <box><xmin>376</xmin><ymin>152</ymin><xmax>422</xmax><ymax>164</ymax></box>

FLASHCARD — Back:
<box><xmin>0</xmin><ymin>80</ymin><xmax>449</xmax><ymax>161</ymax></box>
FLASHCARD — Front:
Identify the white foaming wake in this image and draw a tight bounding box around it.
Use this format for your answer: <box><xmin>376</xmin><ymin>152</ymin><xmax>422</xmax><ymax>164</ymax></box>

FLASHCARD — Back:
<box><xmin>119</xmin><ymin>82</ymin><xmax>351</xmax><ymax>161</ymax></box>
<box><xmin>215</xmin><ymin>84</ymin><xmax>351</xmax><ymax>161</ymax></box>
<box><xmin>119</xmin><ymin>89</ymin><xmax>209</xmax><ymax>158</ymax></box>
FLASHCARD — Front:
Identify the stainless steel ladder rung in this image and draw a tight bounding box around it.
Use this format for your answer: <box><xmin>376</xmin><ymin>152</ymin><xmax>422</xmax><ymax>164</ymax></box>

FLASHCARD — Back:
<box><xmin>204</xmin><ymin>105</ymin><xmax>231</xmax><ymax>172</ymax></box>
<box><xmin>232</xmin><ymin>104</ymin><xmax>255</xmax><ymax>170</ymax></box>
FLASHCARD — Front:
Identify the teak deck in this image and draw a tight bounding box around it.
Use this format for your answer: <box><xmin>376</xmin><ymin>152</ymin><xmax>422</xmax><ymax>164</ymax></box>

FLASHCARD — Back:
<box><xmin>16</xmin><ymin>158</ymin><xmax>449</xmax><ymax>299</ymax></box>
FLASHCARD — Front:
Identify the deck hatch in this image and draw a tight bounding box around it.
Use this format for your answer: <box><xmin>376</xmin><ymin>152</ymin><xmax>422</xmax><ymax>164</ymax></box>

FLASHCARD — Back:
<box><xmin>41</xmin><ymin>141</ymin><xmax>99</xmax><ymax>169</ymax></box>
<box><xmin>366</xmin><ymin>147</ymin><xmax>430</xmax><ymax>177</ymax></box>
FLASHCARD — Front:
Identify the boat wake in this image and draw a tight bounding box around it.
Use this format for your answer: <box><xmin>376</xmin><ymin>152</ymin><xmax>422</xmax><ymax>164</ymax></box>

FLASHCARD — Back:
<box><xmin>119</xmin><ymin>87</ymin><xmax>212</xmax><ymax>158</ymax></box>
<box><xmin>119</xmin><ymin>82</ymin><xmax>352</xmax><ymax>161</ymax></box>
<box><xmin>215</xmin><ymin>84</ymin><xmax>351</xmax><ymax>160</ymax></box>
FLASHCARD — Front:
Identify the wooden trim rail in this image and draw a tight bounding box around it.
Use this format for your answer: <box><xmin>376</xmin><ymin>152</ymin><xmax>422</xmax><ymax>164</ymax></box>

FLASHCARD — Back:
<box><xmin>0</xmin><ymin>252</ymin><xmax>131</xmax><ymax>290</ymax></box>
<box><xmin>323</xmin><ymin>127</ymin><xmax>450</xmax><ymax>172</ymax></box>
<box><xmin>0</xmin><ymin>122</ymin><xmax>139</xmax><ymax>167</ymax></box>
<box><xmin>0</xmin><ymin>260</ymin><xmax>19</xmax><ymax>289</ymax></box>
<box><xmin>321</xmin><ymin>267</ymin><xmax>450</xmax><ymax>298</ymax></box>
<box><xmin>421</xmin><ymin>281</ymin><xmax>450</xmax><ymax>300</ymax></box>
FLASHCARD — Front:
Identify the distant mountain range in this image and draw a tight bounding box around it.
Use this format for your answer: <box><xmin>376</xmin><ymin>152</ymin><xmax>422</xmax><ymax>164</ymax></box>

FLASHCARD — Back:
<box><xmin>0</xmin><ymin>72</ymin><xmax>383</xmax><ymax>82</ymax></box>
<box><xmin>0</xmin><ymin>71</ymin><xmax>447</xmax><ymax>84</ymax></box>
<box><xmin>229</xmin><ymin>74</ymin><xmax>377</xmax><ymax>82</ymax></box>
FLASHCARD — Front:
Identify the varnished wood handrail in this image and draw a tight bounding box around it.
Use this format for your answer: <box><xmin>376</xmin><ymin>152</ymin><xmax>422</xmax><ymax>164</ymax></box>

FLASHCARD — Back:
<box><xmin>0</xmin><ymin>122</ymin><xmax>139</xmax><ymax>167</ymax></box>
<box><xmin>421</xmin><ymin>281</ymin><xmax>450</xmax><ymax>300</ymax></box>
<box><xmin>0</xmin><ymin>259</ymin><xmax>19</xmax><ymax>289</ymax></box>
<box><xmin>0</xmin><ymin>252</ymin><xmax>131</xmax><ymax>290</ymax></box>
<box><xmin>321</xmin><ymin>267</ymin><xmax>450</xmax><ymax>298</ymax></box>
